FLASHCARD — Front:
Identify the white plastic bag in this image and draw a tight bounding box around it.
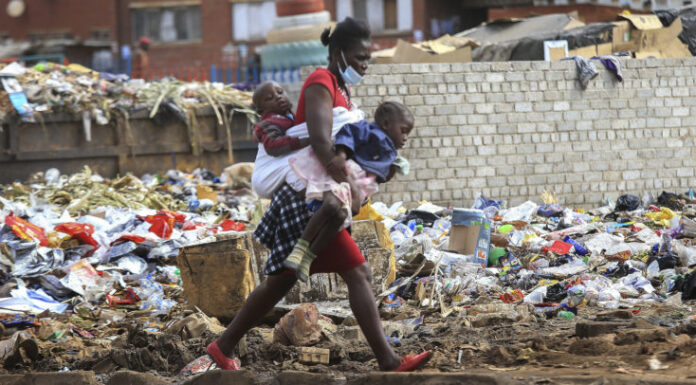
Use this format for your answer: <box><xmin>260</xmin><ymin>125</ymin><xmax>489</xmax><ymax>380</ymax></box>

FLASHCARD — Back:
<box><xmin>501</xmin><ymin>201</ymin><xmax>538</xmax><ymax>223</ymax></box>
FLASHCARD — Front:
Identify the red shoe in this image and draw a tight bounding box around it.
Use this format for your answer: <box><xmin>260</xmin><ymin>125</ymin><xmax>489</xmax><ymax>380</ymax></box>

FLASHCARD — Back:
<box><xmin>206</xmin><ymin>341</ymin><xmax>241</xmax><ymax>370</ymax></box>
<box><xmin>393</xmin><ymin>350</ymin><xmax>432</xmax><ymax>372</ymax></box>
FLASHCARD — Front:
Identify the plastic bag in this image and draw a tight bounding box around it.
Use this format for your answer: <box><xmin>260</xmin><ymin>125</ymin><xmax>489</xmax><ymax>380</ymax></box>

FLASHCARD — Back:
<box><xmin>597</xmin><ymin>288</ymin><xmax>621</xmax><ymax>309</ymax></box>
<box><xmin>142</xmin><ymin>210</ymin><xmax>185</xmax><ymax>239</ymax></box>
<box><xmin>135</xmin><ymin>275</ymin><xmax>176</xmax><ymax>312</ymax></box>
<box><xmin>614</xmin><ymin>194</ymin><xmax>641</xmax><ymax>212</ymax></box>
<box><xmin>524</xmin><ymin>286</ymin><xmax>547</xmax><ymax>304</ymax></box>
<box><xmin>4</xmin><ymin>215</ymin><xmax>48</xmax><ymax>246</ymax></box>
<box><xmin>54</xmin><ymin>222</ymin><xmax>98</xmax><ymax>249</ymax></box>
<box><xmin>674</xmin><ymin>241</ymin><xmax>696</xmax><ymax>267</ymax></box>
<box><xmin>501</xmin><ymin>201</ymin><xmax>538</xmax><ymax>223</ymax></box>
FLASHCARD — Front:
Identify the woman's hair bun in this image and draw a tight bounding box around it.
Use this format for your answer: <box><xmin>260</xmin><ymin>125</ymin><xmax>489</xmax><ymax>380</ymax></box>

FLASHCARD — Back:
<box><xmin>320</xmin><ymin>27</ymin><xmax>331</xmax><ymax>46</ymax></box>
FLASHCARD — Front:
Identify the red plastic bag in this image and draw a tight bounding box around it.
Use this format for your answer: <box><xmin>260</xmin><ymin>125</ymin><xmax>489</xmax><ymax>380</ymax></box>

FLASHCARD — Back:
<box><xmin>220</xmin><ymin>219</ymin><xmax>246</xmax><ymax>232</ymax></box>
<box><xmin>499</xmin><ymin>289</ymin><xmax>525</xmax><ymax>303</ymax></box>
<box><xmin>161</xmin><ymin>210</ymin><xmax>186</xmax><ymax>224</ymax></box>
<box><xmin>142</xmin><ymin>210</ymin><xmax>184</xmax><ymax>239</ymax></box>
<box><xmin>544</xmin><ymin>240</ymin><xmax>573</xmax><ymax>255</ymax></box>
<box><xmin>55</xmin><ymin>223</ymin><xmax>98</xmax><ymax>248</ymax></box>
<box><xmin>110</xmin><ymin>234</ymin><xmax>148</xmax><ymax>245</ymax></box>
<box><xmin>4</xmin><ymin>214</ymin><xmax>48</xmax><ymax>246</ymax></box>
<box><xmin>106</xmin><ymin>288</ymin><xmax>140</xmax><ymax>306</ymax></box>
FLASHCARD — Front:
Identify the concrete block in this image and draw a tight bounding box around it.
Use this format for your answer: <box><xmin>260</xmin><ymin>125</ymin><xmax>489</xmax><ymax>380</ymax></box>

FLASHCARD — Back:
<box><xmin>576</xmin><ymin>321</ymin><xmax>629</xmax><ymax>338</ymax></box>
<box><xmin>107</xmin><ymin>370</ymin><xmax>168</xmax><ymax>385</ymax></box>
<box><xmin>0</xmin><ymin>372</ymin><xmax>98</xmax><ymax>385</ymax></box>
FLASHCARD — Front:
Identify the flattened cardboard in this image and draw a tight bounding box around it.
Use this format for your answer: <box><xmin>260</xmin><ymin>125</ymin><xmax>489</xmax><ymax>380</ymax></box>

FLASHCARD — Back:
<box><xmin>636</xmin><ymin>17</ymin><xmax>682</xmax><ymax>52</ymax></box>
<box><xmin>547</xmin><ymin>46</ymin><xmax>567</xmax><ymax>61</ymax></box>
<box><xmin>660</xmin><ymin>39</ymin><xmax>692</xmax><ymax>58</ymax></box>
<box><xmin>544</xmin><ymin>40</ymin><xmax>568</xmax><ymax>61</ymax></box>
<box><xmin>376</xmin><ymin>37</ymin><xmax>474</xmax><ymax>64</ymax></box>
<box><xmin>568</xmin><ymin>45</ymin><xmax>597</xmax><ymax>58</ymax></box>
<box><xmin>618</xmin><ymin>14</ymin><xmax>664</xmax><ymax>30</ymax></box>
<box><xmin>596</xmin><ymin>43</ymin><xmax>613</xmax><ymax>56</ymax></box>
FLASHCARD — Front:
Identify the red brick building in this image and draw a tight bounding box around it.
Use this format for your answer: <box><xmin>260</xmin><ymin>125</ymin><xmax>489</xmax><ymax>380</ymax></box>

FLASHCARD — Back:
<box><xmin>0</xmin><ymin>0</ymin><xmax>514</xmax><ymax>77</ymax></box>
<box><xmin>0</xmin><ymin>0</ymin><xmax>117</xmax><ymax>67</ymax></box>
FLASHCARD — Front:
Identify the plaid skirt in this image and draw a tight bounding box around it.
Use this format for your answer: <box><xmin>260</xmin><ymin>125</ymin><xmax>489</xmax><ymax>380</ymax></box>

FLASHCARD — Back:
<box><xmin>254</xmin><ymin>184</ymin><xmax>365</xmax><ymax>275</ymax></box>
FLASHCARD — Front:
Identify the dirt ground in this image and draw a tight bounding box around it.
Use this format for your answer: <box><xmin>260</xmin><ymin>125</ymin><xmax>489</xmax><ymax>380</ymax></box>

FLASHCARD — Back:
<box><xmin>3</xmin><ymin>298</ymin><xmax>694</xmax><ymax>384</ymax></box>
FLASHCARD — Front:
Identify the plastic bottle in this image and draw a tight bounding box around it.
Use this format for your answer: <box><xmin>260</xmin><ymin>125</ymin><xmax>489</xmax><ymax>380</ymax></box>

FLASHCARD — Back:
<box><xmin>45</xmin><ymin>168</ymin><xmax>60</xmax><ymax>184</ymax></box>
<box><xmin>563</xmin><ymin>236</ymin><xmax>588</xmax><ymax>256</ymax></box>
<box><xmin>390</xmin><ymin>230</ymin><xmax>406</xmax><ymax>247</ymax></box>
<box><xmin>391</xmin><ymin>223</ymin><xmax>414</xmax><ymax>239</ymax></box>
<box><xmin>660</xmin><ymin>232</ymin><xmax>673</xmax><ymax>254</ymax></box>
<box><xmin>557</xmin><ymin>310</ymin><xmax>575</xmax><ymax>319</ymax></box>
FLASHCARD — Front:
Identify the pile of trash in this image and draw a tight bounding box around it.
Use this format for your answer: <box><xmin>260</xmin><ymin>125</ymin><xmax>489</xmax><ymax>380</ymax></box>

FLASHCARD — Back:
<box><xmin>374</xmin><ymin>191</ymin><xmax>696</xmax><ymax>320</ymax></box>
<box><xmin>1</xmin><ymin>165</ymin><xmax>696</xmax><ymax>377</ymax></box>
<box><xmin>0</xmin><ymin>62</ymin><xmax>256</xmax><ymax>152</ymax></box>
<box><xmin>0</xmin><ymin>167</ymin><xmax>255</xmax><ymax>313</ymax></box>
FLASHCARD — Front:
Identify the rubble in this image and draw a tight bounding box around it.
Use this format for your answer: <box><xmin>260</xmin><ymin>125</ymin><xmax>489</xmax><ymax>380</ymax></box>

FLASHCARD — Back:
<box><xmin>0</xmin><ymin>166</ymin><xmax>695</xmax><ymax>381</ymax></box>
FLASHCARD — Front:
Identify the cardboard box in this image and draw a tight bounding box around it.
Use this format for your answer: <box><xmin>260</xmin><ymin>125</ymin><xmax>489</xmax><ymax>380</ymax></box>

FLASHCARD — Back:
<box><xmin>543</xmin><ymin>40</ymin><xmax>568</xmax><ymax>61</ymax></box>
<box><xmin>449</xmin><ymin>209</ymin><xmax>490</xmax><ymax>266</ymax></box>
<box><xmin>611</xmin><ymin>21</ymin><xmax>635</xmax><ymax>52</ymax></box>
<box><xmin>177</xmin><ymin>232</ymin><xmax>258</xmax><ymax>318</ymax></box>
<box><xmin>615</xmin><ymin>14</ymin><xmax>690</xmax><ymax>58</ymax></box>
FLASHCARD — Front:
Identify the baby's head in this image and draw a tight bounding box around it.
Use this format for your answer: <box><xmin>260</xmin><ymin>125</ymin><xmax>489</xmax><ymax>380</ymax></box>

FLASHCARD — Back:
<box><xmin>252</xmin><ymin>81</ymin><xmax>291</xmax><ymax>115</ymax></box>
<box><xmin>374</xmin><ymin>101</ymin><xmax>414</xmax><ymax>149</ymax></box>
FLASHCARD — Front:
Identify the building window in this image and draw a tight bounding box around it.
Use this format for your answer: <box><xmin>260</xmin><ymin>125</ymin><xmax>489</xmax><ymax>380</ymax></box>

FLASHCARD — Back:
<box><xmin>27</xmin><ymin>31</ymin><xmax>73</xmax><ymax>42</ymax></box>
<box><xmin>232</xmin><ymin>1</ymin><xmax>276</xmax><ymax>41</ymax></box>
<box><xmin>90</xmin><ymin>29</ymin><xmax>111</xmax><ymax>42</ymax></box>
<box><xmin>336</xmin><ymin>0</ymin><xmax>412</xmax><ymax>32</ymax></box>
<box><xmin>131</xmin><ymin>5</ymin><xmax>201</xmax><ymax>43</ymax></box>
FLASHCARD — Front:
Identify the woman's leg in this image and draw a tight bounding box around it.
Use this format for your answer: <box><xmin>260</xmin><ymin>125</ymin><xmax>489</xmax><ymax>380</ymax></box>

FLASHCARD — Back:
<box><xmin>339</xmin><ymin>263</ymin><xmax>401</xmax><ymax>371</ymax></box>
<box><xmin>215</xmin><ymin>273</ymin><xmax>297</xmax><ymax>356</ymax></box>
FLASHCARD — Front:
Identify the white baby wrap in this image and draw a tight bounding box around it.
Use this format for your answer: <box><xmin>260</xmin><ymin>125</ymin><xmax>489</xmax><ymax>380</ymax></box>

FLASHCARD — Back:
<box><xmin>251</xmin><ymin>107</ymin><xmax>366</xmax><ymax>199</ymax></box>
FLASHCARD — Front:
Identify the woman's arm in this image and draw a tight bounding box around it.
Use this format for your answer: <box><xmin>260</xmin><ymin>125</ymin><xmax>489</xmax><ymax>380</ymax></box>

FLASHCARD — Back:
<box><xmin>255</xmin><ymin>122</ymin><xmax>307</xmax><ymax>157</ymax></box>
<box><xmin>304</xmin><ymin>84</ymin><xmax>348</xmax><ymax>182</ymax></box>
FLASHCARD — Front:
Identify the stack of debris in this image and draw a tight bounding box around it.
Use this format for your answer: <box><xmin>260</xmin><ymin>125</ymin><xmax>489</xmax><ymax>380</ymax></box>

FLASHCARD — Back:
<box><xmin>0</xmin><ymin>62</ymin><xmax>255</xmax><ymax>137</ymax></box>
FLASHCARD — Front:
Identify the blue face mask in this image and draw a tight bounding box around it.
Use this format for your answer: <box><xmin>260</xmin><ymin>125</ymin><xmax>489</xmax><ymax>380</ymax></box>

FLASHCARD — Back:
<box><xmin>339</xmin><ymin>51</ymin><xmax>363</xmax><ymax>85</ymax></box>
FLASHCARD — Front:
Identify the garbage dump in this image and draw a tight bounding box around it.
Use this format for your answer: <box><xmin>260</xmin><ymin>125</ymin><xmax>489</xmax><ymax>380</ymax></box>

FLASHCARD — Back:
<box><xmin>1</xmin><ymin>168</ymin><xmax>695</xmax><ymax>381</ymax></box>
<box><xmin>0</xmin><ymin>62</ymin><xmax>256</xmax><ymax>163</ymax></box>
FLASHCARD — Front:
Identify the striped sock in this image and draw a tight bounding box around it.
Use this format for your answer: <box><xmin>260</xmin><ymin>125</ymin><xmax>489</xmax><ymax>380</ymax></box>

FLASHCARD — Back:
<box><xmin>283</xmin><ymin>239</ymin><xmax>309</xmax><ymax>271</ymax></box>
<box><xmin>296</xmin><ymin>248</ymin><xmax>317</xmax><ymax>283</ymax></box>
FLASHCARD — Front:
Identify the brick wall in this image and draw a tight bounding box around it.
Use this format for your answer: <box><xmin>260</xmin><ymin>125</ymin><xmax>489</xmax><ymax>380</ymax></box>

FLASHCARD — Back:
<box><xmin>0</xmin><ymin>0</ymin><xmax>116</xmax><ymax>41</ymax></box>
<box><xmin>348</xmin><ymin>58</ymin><xmax>696</xmax><ymax>208</ymax></box>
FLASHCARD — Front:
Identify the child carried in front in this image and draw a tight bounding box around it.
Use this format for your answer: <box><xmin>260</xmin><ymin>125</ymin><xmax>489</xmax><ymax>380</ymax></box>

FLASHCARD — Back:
<box><xmin>252</xmin><ymin>81</ymin><xmax>414</xmax><ymax>282</ymax></box>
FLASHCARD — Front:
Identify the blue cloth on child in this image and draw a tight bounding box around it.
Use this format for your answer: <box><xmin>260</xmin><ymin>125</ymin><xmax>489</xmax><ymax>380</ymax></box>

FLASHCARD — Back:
<box><xmin>334</xmin><ymin>120</ymin><xmax>397</xmax><ymax>182</ymax></box>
